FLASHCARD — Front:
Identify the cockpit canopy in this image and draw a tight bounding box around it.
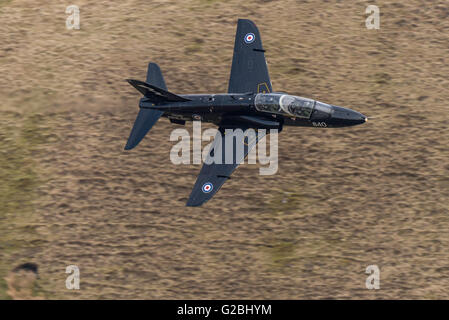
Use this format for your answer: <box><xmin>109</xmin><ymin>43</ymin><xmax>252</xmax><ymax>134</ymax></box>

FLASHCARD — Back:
<box><xmin>255</xmin><ymin>93</ymin><xmax>315</xmax><ymax>119</ymax></box>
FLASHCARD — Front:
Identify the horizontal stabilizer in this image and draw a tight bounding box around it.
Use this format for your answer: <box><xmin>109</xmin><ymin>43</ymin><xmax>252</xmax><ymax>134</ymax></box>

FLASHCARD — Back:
<box><xmin>124</xmin><ymin>108</ymin><xmax>163</xmax><ymax>150</ymax></box>
<box><xmin>127</xmin><ymin>79</ymin><xmax>190</xmax><ymax>103</ymax></box>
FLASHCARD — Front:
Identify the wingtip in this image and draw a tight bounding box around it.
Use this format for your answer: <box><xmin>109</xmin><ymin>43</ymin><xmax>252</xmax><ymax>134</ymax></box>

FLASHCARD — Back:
<box><xmin>186</xmin><ymin>199</ymin><xmax>204</xmax><ymax>207</ymax></box>
<box><xmin>238</xmin><ymin>18</ymin><xmax>257</xmax><ymax>27</ymax></box>
<box><xmin>124</xmin><ymin>142</ymin><xmax>135</xmax><ymax>150</ymax></box>
<box><xmin>126</xmin><ymin>78</ymin><xmax>143</xmax><ymax>86</ymax></box>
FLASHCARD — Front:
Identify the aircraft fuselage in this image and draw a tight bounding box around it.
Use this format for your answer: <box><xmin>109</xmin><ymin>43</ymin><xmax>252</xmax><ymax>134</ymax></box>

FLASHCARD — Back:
<box><xmin>140</xmin><ymin>93</ymin><xmax>367</xmax><ymax>129</ymax></box>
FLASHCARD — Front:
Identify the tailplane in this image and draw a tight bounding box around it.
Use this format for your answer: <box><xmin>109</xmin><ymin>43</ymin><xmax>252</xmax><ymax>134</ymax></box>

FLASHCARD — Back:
<box><xmin>125</xmin><ymin>63</ymin><xmax>181</xmax><ymax>150</ymax></box>
<box><xmin>126</xmin><ymin>79</ymin><xmax>190</xmax><ymax>103</ymax></box>
<box><xmin>124</xmin><ymin>108</ymin><xmax>162</xmax><ymax>150</ymax></box>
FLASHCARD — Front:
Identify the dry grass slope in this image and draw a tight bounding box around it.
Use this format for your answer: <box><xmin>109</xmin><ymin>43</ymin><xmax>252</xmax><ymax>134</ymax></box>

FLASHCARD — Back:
<box><xmin>0</xmin><ymin>0</ymin><xmax>448</xmax><ymax>299</ymax></box>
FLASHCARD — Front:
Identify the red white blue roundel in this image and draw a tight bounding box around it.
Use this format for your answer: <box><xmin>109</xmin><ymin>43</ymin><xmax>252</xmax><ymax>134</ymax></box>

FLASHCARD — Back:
<box><xmin>244</xmin><ymin>33</ymin><xmax>255</xmax><ymax>44</ymax></box>
<box><xmin>202</xmin><ymin>182</ymin><xmax>213</xmax><ymax>193</ymax></box>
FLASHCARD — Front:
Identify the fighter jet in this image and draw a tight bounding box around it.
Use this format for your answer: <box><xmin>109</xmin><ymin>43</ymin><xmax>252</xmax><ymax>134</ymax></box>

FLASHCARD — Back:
<box><xmin>124</xmin><ymin>19</ymin><xmax>367</xmax><ymax>207</ymax></box>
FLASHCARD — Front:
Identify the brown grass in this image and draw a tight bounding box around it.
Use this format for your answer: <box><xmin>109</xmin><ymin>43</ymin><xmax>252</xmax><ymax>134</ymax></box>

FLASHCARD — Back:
<box><xmin>0</xmin><ymin>0</ymin><xmax>448</xmax><ymax>299</ymax></box>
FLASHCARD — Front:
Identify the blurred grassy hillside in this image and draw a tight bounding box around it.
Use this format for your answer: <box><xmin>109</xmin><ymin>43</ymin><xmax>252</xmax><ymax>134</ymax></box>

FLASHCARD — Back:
<box><xmin>0</xmin><ymin>0</ymin><xmax>448</xmax><ymax>299</ymax></box>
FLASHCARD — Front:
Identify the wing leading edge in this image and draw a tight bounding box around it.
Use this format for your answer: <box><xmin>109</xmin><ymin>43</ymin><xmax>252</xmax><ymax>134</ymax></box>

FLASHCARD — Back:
<box><xmin>228</xmin><ymin>19</ymin><xmax>272</xmax><ymax>94</ymax></box>
<box><xmin>186</xmin><ymin>127</ymin><xmax>267</xmax><ymax>207</ymax></box>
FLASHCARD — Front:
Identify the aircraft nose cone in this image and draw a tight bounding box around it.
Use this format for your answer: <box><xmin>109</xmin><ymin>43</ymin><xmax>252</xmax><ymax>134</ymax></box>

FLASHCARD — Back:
<box><xmin>330</xmin><ymin>106</ymin><xmax>367</xmax><ymax>126</ymax></box>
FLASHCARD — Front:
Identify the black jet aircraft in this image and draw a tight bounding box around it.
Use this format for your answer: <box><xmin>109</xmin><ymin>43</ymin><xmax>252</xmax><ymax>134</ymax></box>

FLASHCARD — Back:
<box><xmin>125</xmin><ymin>19</ymin><xmax>367</xmax><ymax>207</ymax></box>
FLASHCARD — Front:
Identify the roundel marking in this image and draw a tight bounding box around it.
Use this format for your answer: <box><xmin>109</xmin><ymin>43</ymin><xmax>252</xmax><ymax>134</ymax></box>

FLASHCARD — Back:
<box><xmin>202</xmin><ymin>182</ymin><xmax>213</xmax><ymax>193</ymax></box>
<box><xmin>244</xmin><ymin>33</ymin><xmax>255</xmax><ymax>44</ymax></box>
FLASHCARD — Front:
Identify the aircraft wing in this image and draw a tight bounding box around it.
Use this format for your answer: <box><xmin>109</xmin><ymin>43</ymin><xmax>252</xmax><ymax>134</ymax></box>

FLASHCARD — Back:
<box><xmin>228</xmin><ymin>19</ymin><xmax>272</xmax><ymax>94</ymax></box>
<box><xmin>186</xmin><ymin>126</ymin><xmax>267</xmax><ymax>207</ymax></box>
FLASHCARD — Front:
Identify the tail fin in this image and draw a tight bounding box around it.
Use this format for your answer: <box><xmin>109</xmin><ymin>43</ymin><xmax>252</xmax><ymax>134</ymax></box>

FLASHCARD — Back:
<box><xmin>146</xmin><ymin>62</ymin><xmax>166</xmax><ymax>89</ymax></box>
<box><xmin>125</xmin><ymin>63</ymin><xmax>168</xmax><ymax>150</ymax></box>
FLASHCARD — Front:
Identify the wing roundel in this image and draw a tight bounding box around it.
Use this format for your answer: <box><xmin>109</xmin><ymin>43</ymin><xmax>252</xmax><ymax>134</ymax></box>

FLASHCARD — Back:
<box><xmin>186</xmin><ymin>126</ymin><xmax>268</xmax><ymax>207</ymax></box>
<box><xmin>228</xmin><ymin>19</ymin><xmax>272</xmax><ymax>94</ymax></box>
